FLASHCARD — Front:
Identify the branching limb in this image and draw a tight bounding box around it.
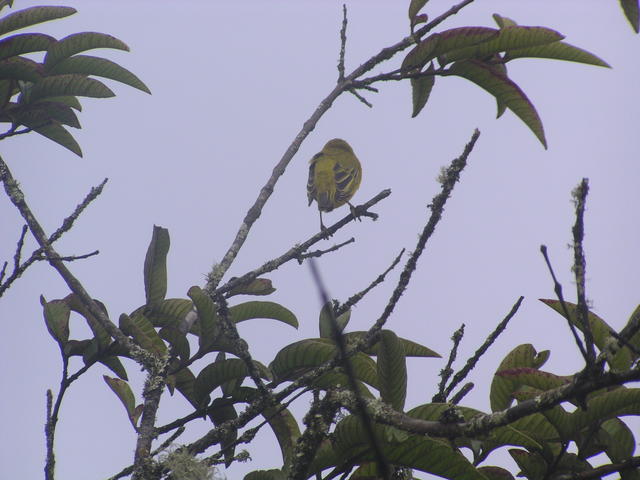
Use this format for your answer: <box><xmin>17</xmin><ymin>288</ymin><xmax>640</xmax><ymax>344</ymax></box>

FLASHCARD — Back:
<box><xmin>555</xmin><ymin>456</ymin><xmax>640</xmax><ymax>480</ymax></box>
<box><xmin>442</xmin><ymin>296</ymin><xmax>524</xmax><ymax>400</ymax></box>
<box><xmin>0</xmin><ymin>125</ymin><xmax>32</xmax><ymax>140</ymax></box>
<box><xmin>216</xmin><ymin>189</ymin><xmax>391</xmax><ymax>297</ymax></box>
<box><xmin>540</xmin><ymin>245</ymin><xmax>590</xmax><ymax>363</ymax></box>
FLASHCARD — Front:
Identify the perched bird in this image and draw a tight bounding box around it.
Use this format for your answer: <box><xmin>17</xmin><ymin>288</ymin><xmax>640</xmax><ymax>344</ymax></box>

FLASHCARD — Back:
<box><xmin>307</xmin><ymin>138</ymin><xmax>362</xmax><ymax>233</ymax></box>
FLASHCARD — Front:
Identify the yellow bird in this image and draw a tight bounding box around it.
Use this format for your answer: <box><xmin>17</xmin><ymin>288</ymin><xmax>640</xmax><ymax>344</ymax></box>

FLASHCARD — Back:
<box><xmin>307</xmin><ymin>138</ymin><xmax>362</xmax><ymax>232</ymax></box>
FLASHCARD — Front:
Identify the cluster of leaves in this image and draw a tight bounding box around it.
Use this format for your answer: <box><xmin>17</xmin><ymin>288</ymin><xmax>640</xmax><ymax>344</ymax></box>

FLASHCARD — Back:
<box><xmin>403</xmin><ymin>10</ymin><xmax>611</xmax><ymax>148</ymax></box>
<box><xmin>0</xmin><ymin>3</ymin><xmax>149</xmax><ymax>156</ymax></box>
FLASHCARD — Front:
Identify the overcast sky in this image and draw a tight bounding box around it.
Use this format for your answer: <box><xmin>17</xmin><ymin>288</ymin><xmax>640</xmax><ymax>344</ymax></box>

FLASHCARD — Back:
<box><xmin>1</xmin><ymin>1</ymin><xmax>639</xmax><ymax>479</ymax></box>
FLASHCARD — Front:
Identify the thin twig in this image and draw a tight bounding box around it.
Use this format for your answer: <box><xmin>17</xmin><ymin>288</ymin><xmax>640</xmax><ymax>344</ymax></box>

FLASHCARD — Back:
<box><xmin>433</xmin><ymin>324</ymin><xmax>465</xmax><ymax>403</ymax></box>
<box><xmin>338</xmin><ymin>4</ymin><xmax>347</xmax><ymax>81</ymax></box>
<box><xmin>308</xmin><ymin>259</ymin><xmax>390</xmax><ymax>480</ymax></box>
<box><xmin>152</xmin><ymin>427</ymin><xmax>185</xmax><ymax>456</ymax></box>
<box><xmin>349</xmin><ymin>89</ymin><xmax>373</xmax><ymax>108</ymax></box>
<box><xmin>443</xmin><ymin>296</ymin><xmax>524</xmax><ymax>399</ymax></box>
<box><xmin>296</xmin><ymin>237</ymin><xmax>355</xmax><ymax>263</ymax></box>
<box><xmin>336</xmin><ymin>249</ymin><xmax>405</xmax><ymax>317</ymax></box>
<box><xmin>450</xmin><ymin>382</ymin><xmax>473</xmax><ymax>405</ymax></box>
<box><xmin>0</xmin><ymin>126</ymin><xmax>32</xmax><ymax>140</ymax></box>
<box><xmin>555</xmin><ymin>456</ymin><xmax>640</xmax><ymax>480</ymax></box>
<box><xmin>540</xmin><ymin>245</ymin><xmax>590</xmax><ymax>363</ymax></box>
<box><xmin>571</xmin><ymin>179</ymin><xmax>596</xmax><ymax>365</ymax></box>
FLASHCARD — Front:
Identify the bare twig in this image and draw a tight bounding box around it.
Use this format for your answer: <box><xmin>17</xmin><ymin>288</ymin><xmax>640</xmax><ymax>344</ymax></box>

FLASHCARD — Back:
<box><xmin>336</xmin><ymin>249</ymin><xmax>405</xmax><ymax>317</ymax></box>
<box><xmin>540</xmin><ymin>245</ymin><xmax>589</xmax><ymax>363</ymax></box>
<box><xmin>450</xmin><ymin>382</ymin><xmax>473</xmax><ymax>405</ymax></box>
<box><xmin>0</xmin><ymin>126</ymin><xmax>32</xmax><ymax>140</ymax></box>
<box><xmin>309</xmin><ymin>259</ymin><xmax>390</xmax><ymax>480</ymax></box>
<box><xmin>443</xmin><ymin>296</ymin><xmax>524</xmax><ymax>399</ymax></box>
<box><xmin>571</xmin><ymin>179</ymin><xmax>596</xmax><ymax>365</ymax></box>
<box><xmin>205</xmin><ymin>0</ymin><xmax>477</xmax><ymax>292</ymax></box>
<box><xmin>296</xmin><ymin>237</ymin><xmax>355</xmax><ymax>263</ymax></box>
<box><xmin>555</xmin><ymin>456</ymin><xmax>640</xmax><ymax>480</ymax></box>
<box><xmin>349</xmin><ymin>89</ymin><xmax>373</xmax><ymax>108</ymax></box>
<box><xmin>338</xmin><ymin>4</ymin><xmax>347</xmax><ymax>81</ymax></box>
<box><xmin>433</xmin><ymin>324</ymin><xmax>465</xmax><ymax>403</ymax></box>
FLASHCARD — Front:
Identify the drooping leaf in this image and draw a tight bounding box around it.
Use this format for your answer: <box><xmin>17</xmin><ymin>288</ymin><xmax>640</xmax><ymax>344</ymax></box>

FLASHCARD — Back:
<box><xmin>447</xmin><ymin>59</ymin><xmax>546</xmax><ymax>148</ymax></box>
<box><xmin>495</xmin><ymin>367</ymin><xmax>570</xmax><ymax>392</ymax></box>
<box><xmin>31</xmin><ymin>119</ymin><xmax>81</xmax><ymax>155</ymax></box>
<box><xmin>411</xmin><ymin>63</ymin><xmax>435</xmax><ymax>117</ymax></box>
<box><xmin>261</xmin><ymin>403</ymin><xmax>301</xmax><ymax>469</ymax></box>
<box><xmin>44</xmin><ymin>32</ymin><xmax>129</xmax><ymax>69</ymax></box>
<box><xmin>408</xmin><ymin>0</ymin><xmax>429</xmax><ymax>22</ymax></box>
<box><xmin>0</xmin><ymin>33</ymin><xmax>54</xmax><ymax>61</ymax></box>
<box><xmin>0</xmin><ymin>6</ymin><xmax>76</xmax><ymax>37</ymax></box>
<box><xmin>140</xmin><ymin>298</ymin><xmax>193</xmax><ymax>328</ymax></box>
<box><xmin>230</xmin><ymin>300</ymin><xmax>298</xmax><ymax>329</ymax></box>
<box><xmin>599</xmin><ymin>418</ymin><xmax>636</xmax><ymax>463</ymax></box>
<box><xmin>119</xmin><ymin>312</ymin><xmax>167</xmax><ymax>356</ymax></box>
<box><xmin>208</xmin><ymin>398</ymin><xmax>238</xmax><ymax>467</ymax></box>
<box><xmin>143</xmin><ymin>225</ymin><xmax>170</xmax><ymax>307</ymax></box>
<box><xmin>244</xmin><ymin>470</ymin><xmax>286</xmax><ymax>480</ymax></box>
<box><xmin>103</xmin><ymin>375</ymin><xmax>140</xmax><ymax>428</ymax></box>
<box><xmin>194</xmin><ymin>358</ymin><xmax>271</xmax><ymax>406</ymax></box>
<box><xmin>505</xmin><ymin>41</ymin><xmax>610</xmax><ymax>67</ymax></box>
<box><xmin>99</xmin><ymin>356</ymin><xmax>128</xmax><ymax>381</ymax></box>
<box><xmin>63</xmin><ymin>293</ymin><xmax>111</xmax><ymax>350</ymax></box>
<box><xmin>35</xmin><ymin>94</ymin><xmax>81</xmax><ymax>111</ymax></box>
<box><xmin>170</xmin><ymin>366</ymin><xmax>199</xmax><ymax>409</ymax></box>
<box><xmin>620</xmin><ymin>0</ymin><xmax>640</xmax><ymax>33</ymax></box>
<box><xmin>441</xmin><ymin>26</ymin><xmax>564</xmax><ymax>65</ymax></box>
<box><xmin>159</xmin><ymin>327</ymin><xmax>190</xmax><ymax>362</ymax></box>
<box><xmin>46</xmin><ymin>55</ymin><xmax>151</xmax><ymax>93</ymax></box>
<box><xmin>187</xmin><ymin>286</ymin><xmax>220</xmax><ymax>352</ymax></box>
<box><xmin>14</xmin><ymin>101</ymin><xmax>80</xmax><ymax>129</ymax></box>
<box><xmin>28</xmin><ymin>74</ymin><xmax>114</xmax><ymax>102</ymax></box>
<box><xmin>319</xmin><ymin>301</ymin><xmax>350</xmax><ymax>338</ymax></box>
<box><xmin>377</xmin><ymin>330</ymin><xmax>407</xmax><ymax>411</ymax></box>
<box><xmin>0</xmin><ymin>56</ymin><xmax>41</xmax><ymax>81</ymax></box>
<box><xmin>478</xmin><ymin>466</ymin><xmax>515</xmax><ymax>480</ymax></box>
<box><xmin>344</xmin><ymin>331</ymin><xmax>440</xmax><ymax>358</ymax></box>
<box><xmin>540</xmin><ymin>298</ymin><xmax>632</xmax><ymax>370</ymax></box>
<box><xmin>570</xmin><ymin>388</ymin><xmax>640</xmax><ymax>433</ymax></box>
<box><xmin>40</xmin><ymin>295</ymin><xmax>70</xmax><ymax>346</ymax></box>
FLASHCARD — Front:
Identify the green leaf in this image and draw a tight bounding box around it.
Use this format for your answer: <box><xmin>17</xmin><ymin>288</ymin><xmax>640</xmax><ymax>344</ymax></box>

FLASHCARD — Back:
<box><xmin>119</xmin><ymin>312</ymin><xmax>167</xmax><ymax>356</ymax></box>
<box><xmin>478</xmin><ymin>466</ymin><xmax>515</xmax><ymax>480</ymax></box>
<box><xmin>620</xmin><ymin>0</ymin><xmax>640</xmax><ymax>33</ymax></box>
<box><xmin>411</xmin><ymin>63</ymin><xmax>436</xmax><ymax>118</ymax></box>
<box><xmin>540</xmin><ymin>299</ymin><xmax>632</xmax><ymax>370</ymax></box>
<box><xmin>14</xmin><ymin>101</ymin><xmax>80</xmax><ymax>129</ymax></box>
<box><xmin>244</xmin><ymin>470</ymin><xmax>286</xmax><ymax>480</ymax></box>
<box><xmin>442</xmin><ymin>26</ymin><xmax>564</xmax><ymax>64</ymax></box>
<box><xmin>505</xmin><ymin>41</ymin><xmax>610</xmax><ymax>67</ymax></box>
<box><xmin>28</xmin><ymin>74</ymin><xmax>114</xmax><ymax>102</ymax></box>
<box><xmin>570</xmin><ymin>388</ymin><xmax>640</xmax><ymax>433</ymax></box>
<box><xmin>31</xmin><ymin>120</ymin><xmax>81</xmax><ymax>155</ymax></box>
<box><xmin>169</xmin><ymin>366</ymin><xmax>199</xmax><ymax>409</ymax></box>
<box><xmin>490</xmin><ymin>344</ymin><xmax>547</xmax><ymax>411</ymax></box>
<box><xmin>35</xmin><ymin>95</ymin><xmax>81</xmax><ymax>111</ymax></box>
<box><xmin>403</xmin><ymin>27</ymin><xmax>498</xmax><ymax>70</ymax></box>
<box><xmin>0</xmin><ymin>56</ymin><xmax>41</xmax><ymax>81</ymax></box>
<box><xmin>208</xmin><ymin>398</ymin><xmax>238</xmax><ymax>467</ymax></box>
<box><xmin>0</xmin><ymin>33</ymin><xmax>54</xmax><ymax>61</ymax></box>
<box><xmin>377</xmin><ymin>330</ymin><xmax>407</xmax><ymax>411</ymax></box>
<box><xmin>143</xmin><ymin>225</ymin><xmax>170</xmax><ymax>307</ymax></box>
<box><xmin>227</xmin><ymin>277</ymin><xmax>276</xmax><ymax>297</ymax></box>
<box><xmin>187</xmin><ymin>286</ymin><xmax>220</xmax><ymax>352</ymax></box>
<box><xmin>344</xmin><ymin>331</ymin><xmax>440</xmax><ymax>358</ymax></box>
<box><xmin>495</xmin><ymin>367</ymin><xmax>570</xmax><ymax>392</ymax></box>
<box><xmin>40</xmin><ymin>295</ymin><xmax>70</xmax><ymax>346</ymax></box>
<box><xmin>0</xmin><ymin>6</ymin><xmax>76</xmax><ymax>37</ymax></box>
<box><xmin>230</xmin><ymin>300</ymin><xmax>298</xmax><ymax>329</ymax></box>
<box><xmin>261</xmin><ymin>403</ymin><xmax>301</xmax><ymax>469</ymax></box>
<box><xmin>44</xmin><ymin>32</ymin><xmax>129</xmax><ymax>69</ymax></box>
<box><xmin>46</xmin><ymin>55</ymin><xmax>150</xmax><ymax>93</ymax></box>
<box><xmin>103</xmin><ymin>375</ymin><xmax>141</xmax><ymax>428</ymax></box>
<box><xmin>408</xmin><ymin>0</ymin><xmax>428</xmax><ymax>21</ymax></box>
<box><xmin>492</xmin><ymin>14</ymin><xmax>518</xmax><ymax>29</ymax></box>
<box><xmin>447</xmin><ymin>59</ymin><xmax>546</xmax><ymax>148</ymax></box>
<box><xmin>99</xmin><ymin>356</ymin><xmax>128</xmax><ymax>381</ymax></box>
<box><xmin>140</xmin><ymin>298</ymin><xmax>193</xmax><ymax>328</ymax></box>
<box><xmin>64</xmin><ymin>293</ymin><xmax>111</xmax><ymax>350</ymax></box>
<box><xmin>319</xmin><ymin>301</ymin><xmax>350</xmax><ymax>338</ymax></box>
<box><xmin>194</xmin><ymin>359</ymin><xmax>271</xmax><ymax>406</ymax></box>
<box><xmin>159</xmin><ymin>327</ymin><xmax>190</xmax><ymax>362</ymax></box>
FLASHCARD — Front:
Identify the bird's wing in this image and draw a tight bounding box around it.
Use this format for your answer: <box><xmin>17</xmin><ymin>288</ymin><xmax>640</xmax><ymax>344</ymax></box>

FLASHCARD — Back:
<box><xmin>307</xmin><ymin>153</ymin><xmax>321</xmax><ymax>206</ymax></box>
<box><xmin>333</xmin><ymin>159</ymin><xmax>361</xmax><ymax>205</ymax></box>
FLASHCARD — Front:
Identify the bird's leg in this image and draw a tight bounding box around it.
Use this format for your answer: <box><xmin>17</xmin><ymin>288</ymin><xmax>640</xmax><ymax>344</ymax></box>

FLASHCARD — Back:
<box><xmin>348</xmin><ymin>202</ymin><xmax>362</xmax><ymax>222</ymax></box>
<box><xmin>319</xmin><ymin>211</ymin><xmax>332</xmax><ymax>239</ymax></box>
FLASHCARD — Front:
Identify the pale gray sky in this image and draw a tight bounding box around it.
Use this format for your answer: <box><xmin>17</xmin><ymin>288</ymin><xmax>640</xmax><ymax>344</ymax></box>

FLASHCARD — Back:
<box><xmin>1</xmin><ymin>1</ymin><xmax>639</xmax><ymax>479</ymax></box>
